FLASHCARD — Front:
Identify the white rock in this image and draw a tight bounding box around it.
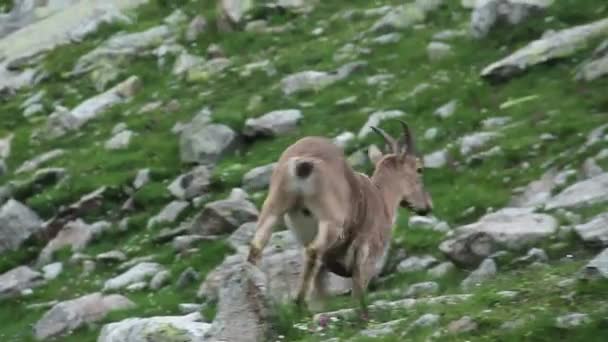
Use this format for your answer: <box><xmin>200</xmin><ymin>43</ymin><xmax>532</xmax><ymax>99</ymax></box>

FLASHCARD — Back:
<box><xmin>42</xmin><ymin>262</ymin><xmax>63</xmax><ymax>280</ymax></box>
<box><xmin>0</xmin><ymin>199</ymin><xmax>43</xmax><ymax>254</ymax></box>
<box><xmin>103</xmin><ymin>262</ymin><xmax>165</xmax><ymax>291</ymax></box>
<box><xmin>0</xmin><ymin>266</ymin><xmax>44</xmax><ymax>299</ymax></box>
<box><xmin>579</xmin><ymin>248</ymin><xmax>608</xmax><ymax>280</ymax></box>
<box><xmin>545</xmin><ymin>173</ymin><xmax>608</xmax><ymax>210</ymax></box>
<box><xmin>555</xmin><ymin>313</ymin><xmax>590</xmax><ymax>329</ymax></box>
<box><xmin>243</xmin><ymin>109</ymin><xmax>302</xmax><ymax>138</ymax></box>
<box><xmin>397</xmin><ymin>255</ymin><xmax>438</xmax><ymax>273</ymax></box>
<box><xmin>98</xmin><ymin>312</ymin><xmax>211</xmax><ymax>342</ymax></box>
<box><xmin>424</xmin><ymin>127</ymin><xmax>438</xmax><ymax>140</ymax></box>
<box><xmin>424</xmin><ymin>150</ymin><xmax>448</xmax><ymax>168</ymax></box>
<box><xmin>461</xmin><ymin>258</ymin><xmax>497</xmax><ymax>290</ymax></box>
<box><xmin>427</xmin><ymin>41</ymin><xmax>452</xmax><ymax>61</ymax></box>
<box><xmin>15</xmin><ymin>149</ymin><xmax>65</xmax><ymax>174</ymax></box>
<box><xmin>133</xmin><ymin>168</ymin><xmax>150</xmax><ymax>189</ymax></box>
<box><xmin>105</xmin><ymin>130</ymin><xmax>135</xmax><ymax>150</ymax></box>
<box><xmin>459</xmin><ymin>131</ymin><xmax>500</xmax><ymax>156</ymax></box>
<box><xmin>358</xmin><ymin>110</ymin><xmax>405</xmax><ymax>139</ymax></box>
<box><xmin>428</xmin><ymin>261</ymin><xmax>455</xmax><ymax>278</ymax></box>
<box><xmin>147</xmin><ymin>201</ymin><xmax>189</xmax><ymax>228</ymax></box>
<box><xmin>574</xmin><ymin>213</ymin><xmax>608</xmax><ymax>246</ymax></box>
<box><xmin>434</xmin><ymin>100</ymin><xmax>457</xmax><ymax>119</ymax></box>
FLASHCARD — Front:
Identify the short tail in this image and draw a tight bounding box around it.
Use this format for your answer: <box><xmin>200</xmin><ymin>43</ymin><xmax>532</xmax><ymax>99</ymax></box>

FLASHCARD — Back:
<box><xmin>295</xmin><ymin>160</ymin><xmax>314</xmax><ymax>179</ymax></box>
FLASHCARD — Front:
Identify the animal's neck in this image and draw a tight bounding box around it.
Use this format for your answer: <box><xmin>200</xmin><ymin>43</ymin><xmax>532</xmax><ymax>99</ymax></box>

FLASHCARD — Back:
<box><xmin>370</xmin><ymin>168</ymin><xmax>402</xmax><ymax>223</ymax></box>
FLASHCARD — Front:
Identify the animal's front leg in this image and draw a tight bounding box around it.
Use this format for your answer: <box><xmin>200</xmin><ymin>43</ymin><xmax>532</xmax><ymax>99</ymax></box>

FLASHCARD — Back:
<box><xmin>247</xmin><ymin>213</ymin><xmax>278</xmax><ymax>265</ymax></box>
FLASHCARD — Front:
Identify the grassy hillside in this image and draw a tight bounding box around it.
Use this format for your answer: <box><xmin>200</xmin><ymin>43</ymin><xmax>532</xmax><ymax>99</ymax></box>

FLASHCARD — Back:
<box><xmin>1</xmin><ymin>0</ymin><xmax>607</xmax><ymax>341</ymax></box>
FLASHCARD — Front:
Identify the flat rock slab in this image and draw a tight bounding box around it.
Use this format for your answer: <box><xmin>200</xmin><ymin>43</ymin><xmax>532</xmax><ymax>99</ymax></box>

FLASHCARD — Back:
<box><xmin>0</xmin><ymin>265</ymin><xmax>44</xmax><ymax>299</ymax></box>
<box><xmin>545</xmin><ymin>173</ymin><xmax>608</xmax><ymax>210</ymax></box>
<box><xmin>98</xmin><ymin>312</ymin><xmax>211</xmax><ymax>342</ymax></box>
<box><xmin>103</xmin><ymin>262</ymin><xmax>165</xmax><ymax>292</ymax></box>
<box><xmin>574</xmin><ymin>213</ymin><xmax>608</xmax><ymax>247</ymax></box>
<box><xmin>481</xmin><ymin>17</ymin><xmax>608</xmax><ymax>80</ymax></box>
<box><xmin>34</xmin><ymin>292</ymin><xmax>135</xmax><ymax>340</ymax></box>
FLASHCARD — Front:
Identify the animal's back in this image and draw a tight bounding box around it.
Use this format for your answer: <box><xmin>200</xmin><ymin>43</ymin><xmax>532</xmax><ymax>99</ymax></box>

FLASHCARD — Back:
<box><xmin>277</xmin><ymin>136</ymin><xmax>346</xmax><ymax>164</ymax></box>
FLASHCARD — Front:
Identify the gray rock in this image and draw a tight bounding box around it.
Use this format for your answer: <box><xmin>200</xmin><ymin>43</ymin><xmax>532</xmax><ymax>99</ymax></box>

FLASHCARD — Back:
<box><xmin>0</xmin><ymin>266</ymin><xmax>44</xmax><ymax>299</ymax></box>
<box><xmin>97</xmin><ymin>250</ymin><xmax>127</xmax><ymax>263</ymax></box>
<box><xmin>198</xmin><ymin>231</ymin><xmax>351</xmax><ymax>303</ymax></box>
<box><xmin>447</xmin><ymin>316</ymin><xmax>478</xmax><ymax>334</ymax></box>
<box><xmin>15</xmin><ymin>149</ymin><xmax>65</xmax><ymax>174</ymax></box>
<box><xmin>459</xmin><ymin>131</ymin><xmax>500</xmax><ymax>156</ymax></box>
<box><xmin>0</xmin><ymin>199</ymin><xmax>43</xmax><ymax>254</ymax></box>
<box><xmin>576</xmin><ymin>40</ymin><xmax>608</xmax><ymax>81</ymax></box>
<box><xmin>186</xmin><ymin>15</ymin><xmax>207</xmax><ymax>41</ymax></box>
<box><xmin>228</xmin><ymin>222</ymin><xmax>257</xmax><ymax>253</ymax></box>
<box><xmin>179</xmin><ymin>303</ymin><xmax>203</xmax><ymax>314</ymax></box>
<box><xmin>42</xmin><ymin>262</ymin><xmax>63</xmax><ymax>280</ymax></box>
<box><xmin>218</xmin><ymin>0</ymin><xmax>254</xmax><ymax>29</ymax></box>
<box><xmin>34</xmin><ymin>292</ymin><xmax>135</xmax><ymax>340</ymax></box>
<box><xmin>358</xmin><ymin>110</ymin><xmax>406</xmax><ymax>139</ymax></box>
<box><xmin>372</xmin><ymin>32</ymin><xmax>402</xmax><ymax>45</ymax></box>
<box><xmin>73</xmin><ymin>26</ymin><xmax>173</xmax><ymax>76</ymax></box>
<box><xmin>482</xmin><ymin>17</ymin><xmax>608</xmax><ymax>80</ymax></box>
<box><xmin>41</xmin><ymin>76</ymin><xmax>141</xmax><ymax>139</ymax></box>
<box><xmin>280</xmin><ymin>61</ymin><xmax>366</xmax><ymax>95</ymax></box>
<box><xmin>545</xmin><ymin>173</ymin><xmax>608</xmax><ymax>210</ymax></box>
<box><xmin>482</xmin><ymin>116</ymin><xmax>512</xmax><ymax>129</ymax></box>
<box><xmin>555</xmin><ymin>313</ymin><xmax>590</xmax><ymax>329</ymax></box>
<box><xmin>439</xmin><ymin>207</ymin><xmax>557</xmax><ymax>266</ymax></box>
<box><xmin>582</xmin><ymin>158</ymin><xmax>603</xmax><ymax>179</ymax></box>
<box><xmin>105</xmin><ymin>130</ymin><xmax>135</xmax><ymax>150</ymax></box>
<box><xmin>0</xmin><ymin>134</ymin><xmax>12</xmax><ymax>160</ymax></box>
<box><xmin>203</xmin><ymin>264</ymin><xmax>273</xmax><ymax>341</ymax></box>
<box><xmin>397</xmin><ymin>255</ymin><xmax>438</xmax><ymax>273</ymax></box>
<box><xmin>512</xmin><ymin>247</ymin><xmax>548</xmax><ymax>266</ymax></box>
<box><xmin>427</xmin><ymin>41</ymin><xmax>452</xmax><ymax>61</ymax></box>
<box><xmin>163</xmin><ymin>9</ymin><xmax>188</xmax><ymax>27</ymax></box>
<box><xmin>190</xmin><ymin>189</ymin><xmax>259</xmax><ymax>236</ymax></box>
<box><xmin>149</xmin><ymin>270</ymin><xmax>171</xmax><ymax>290</ymax></box>
<box><xmin>147</xmin><ymin>201</ymin><xmax>189</xmax><ymax>228</ymax></box>
<box><xmin>38</xmin><ymin>220</ymin><xmax>110</xmax><ymax>266</ymax></box>
<box><xmin>98</xmin><ymin>312</ymin><xmax>211</xmax><ymax>342</ymax></box>
<box><xmin>168</xmin><ymin>166</ymin><xmax>211</xmax><ymax>200</ymax></box>
<box><xmin>173</xmin><ymin>52</ymin><xmax>205</xmax><ymax>76</ymax></box>
<box><xmin>424</xmin><ymin>150</ymin><xmax>449</xmax><ymax>169</ymax></box>
<box><xmin>333</xmin><ymin>131</ymin><xmax>355</xmax><ymax>149</ymax></box>
<box><xmin>243</xmin><ymin>109</ymin><xmax>302</xmax><ymax>138</ymax></box>
<box><xmin>405</xmin><ymin>281</ymin><xmax>440</xmax><ymax>297</ymax></box>
<box><xmin>428</xmin><ymin>261</ymin><xmax>455</xmax><ymax>278</ymax></box>
<box><xmin>177</xmin><ymin>267</ymin><xmax>200</xmax><ymax>289</ymax></box>
<box><xmin>103</xmin><ymin>262</ymin><xmax>165</xmax><ymax>292</ymax></box>
<box><xmin>360</xmin><ymin>318</ymin><xmax>407</xmax><ymax>338</ymax></box>
<box><xmin>461</xmin><ymin>258</ymin><xmax>497</xmax><ymax>290</ymax></box>
<box><xmin>185</xmin><ymin>57</ymin><xmax>233</xmax><ymax>81</ymax></box>
<box><xmin>579</xmin><ymin>248</ymin><xmax>608</xmax><ymax>280</ymax></box>
<box><xmin>511</xmin><ymin>168</ymin><xmax>558</xmax><ymax>207</ymax></box>
<box><xmin>242</xmin><ymin>163</ymin><xmax>276</xmax><ymax>192</ymax></box>
<box><xmin>471</xmin><ymin>0</ymin><xmax>552</xmax><ymax>39</ymax></box>
<box><xmin>409</xmin><ymin>215</ymin><xmax>449</xmax><ymax>232</ymax></box>
<box><xmin>370</xmin><ymin>4</ymin><xmax>426</xmax><ymax>33</ymax></box>
<box><xmin>497</xmin><ymin>290</ymin><xmax>519</xmax><ymax>299</ymax></box>
<box><xmin>424</xmin><ymin>127</ymin><xmax>439</xmax><ymax>140</ymax></box>
<box><xmin>434</xmin><ymin>100</ymin><xmax>457</xmax><ymax>119</ymax></box>
<box><xmin>433</xmin><ymin>29</ymin><xmax>467</xmax><ymax>40</ymax></box>
<box><xmin>0</xmin><ymin>159</ymin><xmax>6</xmax><ymax>176</ymax></box>
<box><xmin>574</xmin><ymin>213</ymin><xmax>608</xmax><ymax>247</ymax></box>
<box><xmin>133</xmin><ymin>168</ymin><xmax>150</xmax><ymax>190</ymax></box>
<box><xmin>126</xmin><ymin>281</ymin><xmax>148</xmax><ymax>292</ymax></box>
<box><xmin>172</xmin><ymin>235</ymin><xmax>209</xmax><ymax>252</ymax></box>
<box><xmin>179</xmin><ymin>123</ymin><xmax>237</xmax><ymax>165</ymax></box>
<box><xmin>409</xmin><ymin>313</ymin><xmax>440</xmax><ymax>330</ymax></box>
<box><xmin>366</xmin><ymin>73</ymin><xmax>395</xmax><ymax>86</ymax></box>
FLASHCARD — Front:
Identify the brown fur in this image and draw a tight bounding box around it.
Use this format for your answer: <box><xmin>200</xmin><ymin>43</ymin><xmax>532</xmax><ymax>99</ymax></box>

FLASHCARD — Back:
<box><xmin>247</xmin><ymin>123</ymin><xmax>432</xmax><ymax>317</ymax></box>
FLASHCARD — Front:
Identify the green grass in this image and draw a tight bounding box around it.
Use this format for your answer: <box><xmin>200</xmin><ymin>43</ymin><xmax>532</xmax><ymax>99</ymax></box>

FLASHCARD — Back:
<box><xmin>1</xmin><ymin>0</ymin><xmax>608</xmax><ymax>341</ymax></box>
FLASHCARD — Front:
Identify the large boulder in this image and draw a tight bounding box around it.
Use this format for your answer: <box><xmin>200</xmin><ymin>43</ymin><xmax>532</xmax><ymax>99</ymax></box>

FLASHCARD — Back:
<box><xmin>103</xmin><ymin>262</ymin><xmax>166</xmax><ymax>292</ymax></box>
<box><xmin>37</xmin><ymin>219</ymin><xmax>110</xmax><ymax>266</ymax></box>
<box><xmin>34</xmin><ymin>292</ymin><xmax>135</xmax><ymax>340</ymax></box>
<box><xmin>574</xmin><ymin>213</ymin><xmax>608</xmax><ymax>247</ymax></box>
<box><xmin>189</xmin><ymin>189</ymin><xmax>259</xmax><ymax>236</ymax></box>
<box><xmin>545</xmin><ymin>173</ymin><xmax>608</xmax><ymax>210</ymax></box>
<box><xmin>0</xmin><ymin>265</ymin><xmax>44</xmax><ymax>299</ymax></box>
<box><xmin>204</xmin><ymin>263</ymin><xmax>273</xmax><ymax>341</ymax></box>
<box><xmin>0</xmin><ymin>199</ymin><xmax>43</xmax><ymax>254</ymax></box>
<box><xmin>98</xmin><ymin>312</ymin><xmax>211</xmax><ymax>342</ymax></box>
<box><xmin>243</xmin><ymin>109</ymin><xmax>302</xmax><ymax>138</ymax></box>
<box><xmin>198</xmin><ymin>230</ymin><xmax>351</xmax><ymax>302</ymax></box>
<box><xmin>40</xmin><ymin>76</ymin><xmax>142</xmax><ymax>139</ymax></box>
<box><xmin>179</xmin><ymin>123</ymin><xmax>237</xmax><ymax>165</ymax></box>
<box><xmin>481</xmin><ymin>17</ymin><xmax>608</xmax><ymax>80</ymax></box>
<box><xmin>439</xmin><ymin>208</ymin><xmax>558</xmax><ymax>266</ymax></box>
<box><xmin>470</xmin><ymin>0</ymin><xmax>553</xmax><ymax>39</ymax></box>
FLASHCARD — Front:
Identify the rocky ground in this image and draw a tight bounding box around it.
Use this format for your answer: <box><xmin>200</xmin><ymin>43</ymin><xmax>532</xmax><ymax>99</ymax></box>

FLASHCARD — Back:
<box><xmin>1</xmin><ymin>0</ymin><xmax>608</xmax><ymax>341</ymax></box>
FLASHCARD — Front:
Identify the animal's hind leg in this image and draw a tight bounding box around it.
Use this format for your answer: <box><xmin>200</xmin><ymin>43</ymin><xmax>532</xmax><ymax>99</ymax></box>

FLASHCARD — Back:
<box><xmin>352</xmin><ymin>246</ymin><xmax>376</xmax><ymax>321</ymax></box>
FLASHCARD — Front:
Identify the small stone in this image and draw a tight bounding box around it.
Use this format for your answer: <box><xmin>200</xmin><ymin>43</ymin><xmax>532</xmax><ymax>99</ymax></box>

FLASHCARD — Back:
<box><xmin>427</xmin><ymin>41</ymin><xmax>452</xmax><ymax>61</ymax></box>
<box><xmin>42</xmin><ymin>262</ymin><xmax>63</xmax><ymax>280</ymax></box>
<box><xmin>434</xmin><ymin>100</ymin><xmax>457</xmax><ymax>119</ymax></box>
<box><xmin>149</xmin><ymin>270</ymin><xmax>171</xmax><ymax>290</ymax></box>
<box><xmin>179</xmin><ymin>303</ymin><xmax>203</xmax><ymax>314</ymax></box>
<box><xmin>447</xmin><ymin>316</ymin><xmax>478</xmax><ymax>334</ymax></box>
<box><xmin>405</xmin><ymin>281</ymin><xmax>440</xmax><ymax>297</ymax></box>
<box><xmin>176</xmin><ymin>267</ymin><xmax>199</xmax><ymax>289</ymax></box>
<box><xmin>461</xmin><ymin>258</ymin><xmax>497</xmax><ymax>290</ymax></box>
<box><xmin>133</xmin><ymin>168</ymin><xmax>150</xmax><ymax>190</ymax></box>
<box><xmin>424</xmin><ymin>150</ymin><xmax>448</xmax><ymax>168</ymax></box>
<box><xmin>97</xmin><ymin>250</ymin><xmax>127</xmax><ymax>263</ymax></box>
<box><xmin>428</xmin><ymin>262</ymin><xmax>455</xmax><ymax>278</ymax></box>
<box><xmin>82</xmin><ymin>260</ymin><xmax>96</xmax><ymax>276</ymax></box>
<box><xmin>242</xmin><ymin>163</ymin><xmax>276</xmax><ymax>192</ymax></box>
<box><xmin>186</xmin><ymin>15</ymin><xmax>207</xmax><ymax>42</ymax></box>
<box><xmin>397</xmin><ymin>255</ymin><xmax>438</xmax><ymax>273</ymax></box>
<box><xmin>105</xmin><ymin>130</ymin><xmax>135</xmax><ymax>150</ymax></box>
<box><xmin>496</xmin><ymin>290</ymin><xmax>519</xmax><ymax>299</ymax></box>
<box><xmin>555</xmin><ymin>313</ymin><xmax>590</xmax><ymax>329</ymax></box>
<box><xmin>424</xmin><ymin>127</ymin><xmax>438</xmax><ymax>140</ymax></box>
<box><xmin>409</xmin><ymin>313</ymin><xmax>440</xmax><ymax>329</ymax></box>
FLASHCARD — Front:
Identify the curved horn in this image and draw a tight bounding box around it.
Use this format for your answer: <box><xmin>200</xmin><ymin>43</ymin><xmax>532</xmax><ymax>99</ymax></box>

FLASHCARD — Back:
<box><xmin>370</xmin><ymin>126</ymin><xmax>399</xmax><ymax>154</ymax></box>
<box><xmin>396</xmin><ymin>119</ymin><xmax>416</xmax><ymax>154</ymax></box>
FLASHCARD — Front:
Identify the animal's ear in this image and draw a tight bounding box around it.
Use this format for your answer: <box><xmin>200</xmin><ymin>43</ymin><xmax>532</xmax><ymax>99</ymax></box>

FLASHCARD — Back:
<box><xmin>368</xmin><ymin>144</ymin><xmax>383</xmax><ymax>166</ymax></box>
